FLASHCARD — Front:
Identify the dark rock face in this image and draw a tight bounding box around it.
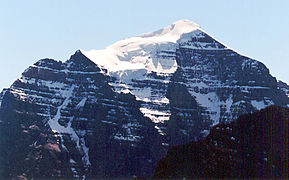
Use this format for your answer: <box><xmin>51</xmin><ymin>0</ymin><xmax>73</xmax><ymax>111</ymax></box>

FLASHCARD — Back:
<box><xmin>162</xmin><ymin>46</ymin><xmax>289</xmax><ymax>146</ymax></box>
<box><xmin>278</xmin><ymin>80</ymin><xmax>289</xmax><ymax>97</ymax></box>
<box><xmin>154</xmin><ymin>106</ymin><xmax>289</xmax><ymax>179</ymax></box>
<box><xmin>0</xmin><ymin>51</ymin><xmax>164</xmax><ymax>179</ymax></box>
<box><xmin>116</xmin><ymin>29</ymin><xmax>289</xmax><ymax>148</ymax></box>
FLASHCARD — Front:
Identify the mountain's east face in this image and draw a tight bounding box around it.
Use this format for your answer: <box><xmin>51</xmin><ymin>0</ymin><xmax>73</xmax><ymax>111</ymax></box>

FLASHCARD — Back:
<box><xmin>0</xmin><ymin>20</ymin><xmax>288</xmax><ymax>179</ymax></box>
<box><xmin>154</xmin><ymin>106</ymin><xmax>289</xmax><ymax>179</ymax></box>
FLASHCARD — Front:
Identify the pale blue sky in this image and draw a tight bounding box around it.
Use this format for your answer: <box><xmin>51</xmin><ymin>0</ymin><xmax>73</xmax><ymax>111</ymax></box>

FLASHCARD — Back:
<box><xmin>1</xmin><ymin>0</ymin><xmax>288</xmax><ymax>90</ymax></box>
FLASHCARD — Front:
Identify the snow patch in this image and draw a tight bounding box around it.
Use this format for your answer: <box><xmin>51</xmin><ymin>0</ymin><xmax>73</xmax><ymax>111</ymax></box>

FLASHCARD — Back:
<box><xmin>251</xmin><ymin>100</ymin><xmax>266</xmax><ymax>110</ymax></box>
<box><xmin>191</xmin><ymin>91</ymin><xmax>221</xmax><ymax>126</ymax></box>
<box><xmin>47</xmin><ymin>85</ymin><xmax>91</xmax><ymax>167</ymax></box>
<box><xmin>80</xmin><ymin>138</ymin><xmax>91</xmax><ymax>167</ymax></box>
<box><xmin>0</xmin><ymin>89</ymin><xmax>7</xmax><ymax>108</ymax></box>
<box><xmin>201</xmin><ymin>129</ymin><xmax>210</xmax><ymax>137</ymax></box>
<box><xmin>140</xmin><ymin>107</ymin><xmax>171</xmax><ymax>123</ymax></box>
<box><xmin>76</xmin><ymin>98</ymin><xmax>87</xmax><ymax>109</ymax></box>
<box><xmin>154</xmin><ymin>125</ymin><xmax>165</xmax><ymax>136</ymax></box>
<box><xmin>114</xmin><ymin>134</ymin><xmax>141</xmax><ymax>142</ymax></box>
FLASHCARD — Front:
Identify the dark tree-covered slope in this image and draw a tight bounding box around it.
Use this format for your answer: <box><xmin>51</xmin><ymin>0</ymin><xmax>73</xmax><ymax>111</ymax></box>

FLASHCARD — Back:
<box><xmin>154</xmin><ymin>106</ymin><xmax>288</xmax><ymax>179</ymax></box>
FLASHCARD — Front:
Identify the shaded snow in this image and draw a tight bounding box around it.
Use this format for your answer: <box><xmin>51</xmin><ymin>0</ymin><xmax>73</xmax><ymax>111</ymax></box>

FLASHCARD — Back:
<box><xmin>48</xmin><ymin>86</ymin><xmax>76</xmax><ymax>136</ymax></box>
<box><xmin>140</xmin><ymin>107</ymin><xmax>171</xmax><ymax>123</ymax></box>
<box><xmin>0</xmin><ymin>89</ymin><xmax>7</xmax><ymax>108</ymax></box>
<box><xmin>80</xmin><ymin>138</ymin><xmax>91</xmax><ymax>167</ymax></box>
<box><xmin>251</xmin><ymin>100</ymin><xmax>266</xmax><ymax>110</ymax></box>
<box><xmin>154</xmin><ymin>125</ymin><xmax>165</xmax><ymax>136</ymax></box>
<box><xmin>76</xmin><ymin>98</ymin><xmax>87</xmax><ymax>109</ymax></box>
<box><xmin>47</xmin><ymin>85</ymin><xmax>91</xmax><ymax>167</ymax></box>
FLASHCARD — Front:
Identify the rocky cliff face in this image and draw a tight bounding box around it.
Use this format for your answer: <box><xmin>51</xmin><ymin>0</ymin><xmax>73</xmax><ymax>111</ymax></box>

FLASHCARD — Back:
<box><xmin>154</xmin><ymin>106</ymin><xmax>289</xmax><ymax>179</ymax></box>
<box><xmin>163</xmin><ymin>45</ymin><xmax>288</xmax><ymax>145</ymax></box>
<box><xmin>0</xmin><ymin>20</ymin><xmax>288</xmax><ymax>179</ymax></box>
<box><xmin>278</xmin><ymin>80</ymin><xmax>289</xmax><ymax>98</ymax></box>
<box><xmin>0</xmin><ymin>51</ymin><xmax>164</xmax><ymax>179</ymax></box>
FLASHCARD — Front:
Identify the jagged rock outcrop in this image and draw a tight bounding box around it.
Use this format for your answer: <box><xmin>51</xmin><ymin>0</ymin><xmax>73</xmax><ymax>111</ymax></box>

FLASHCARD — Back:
<box><xmin>154</xmin><ymin>106</ymin><xmax>289</xmax><ymax>179</ymax></box>
<box><xmin>278</xmin><ymin>80</ymin><xmax>289</xmax><ymax>97</ymax></box>
<box><xmin>0</xmin><ymin>51</ymin><xmax>164</xmax><ymax>179</ymax></box>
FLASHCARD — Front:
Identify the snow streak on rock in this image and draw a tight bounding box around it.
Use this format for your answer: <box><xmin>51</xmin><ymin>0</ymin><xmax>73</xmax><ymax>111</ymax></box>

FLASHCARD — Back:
<box><xmin>47</xmin><ymin>85</ymin><xmax>91</xmax><ymax>168</ymax></box>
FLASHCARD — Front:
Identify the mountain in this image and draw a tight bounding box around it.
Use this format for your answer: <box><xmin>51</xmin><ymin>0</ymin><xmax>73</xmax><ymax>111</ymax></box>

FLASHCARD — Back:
<box><xmin>0</xmin><ymin>51</ymin><xmax>164</xmax><ymax>179</ymax></box>
<box><xmin>82</xmin><ymin>19</ymin><xmax>289</xmax><ymax>145</ymax></box>
<box><xmin>153</xmin><ymin>106</ymin><xmax>289</xmax><ymax>179</ymax></box>
<box><xmin>0</xmin><ymin>20</ymin><xmax>288</xmax><ymax>179</ymax></box>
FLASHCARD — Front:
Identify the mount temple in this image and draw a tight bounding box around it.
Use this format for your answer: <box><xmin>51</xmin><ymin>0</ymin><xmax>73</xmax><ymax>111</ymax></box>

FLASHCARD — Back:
<box><xmin>0</xmin><ymin>20</ymin><xmax>288</xmax><ymax>179</ymax></box>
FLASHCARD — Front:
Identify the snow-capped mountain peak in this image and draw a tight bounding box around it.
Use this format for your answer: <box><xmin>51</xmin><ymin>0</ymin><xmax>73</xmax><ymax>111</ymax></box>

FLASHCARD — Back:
<box><xmin>80</xmin><ymin>22</ymin><xmax>184</xmax><ymax>79</ymax></box>
<box><xmin>80</xmin><ymin>19</ymin><xmax>286</xmax><ymax>126</ymax></box>
<box><xmin>139</xmin><ymin>19</ymin><xmax>201</xmax><ymax>39</ymax></box>
<box><xmin>81</xmin><ymin>19</ymin><xmax>226</xmax><ymax>76</ymax></box>
<box><xmin>1</xmin><ymin>19</ymin><xmax>289</xmax><ymax>179</ymax></box>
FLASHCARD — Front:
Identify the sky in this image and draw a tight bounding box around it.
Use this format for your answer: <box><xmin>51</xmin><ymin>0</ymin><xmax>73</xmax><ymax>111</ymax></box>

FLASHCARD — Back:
<box><xmin>0</xmin><ymin>0</ymin><xmax>289</xmax><ymax>90</ymax></box>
